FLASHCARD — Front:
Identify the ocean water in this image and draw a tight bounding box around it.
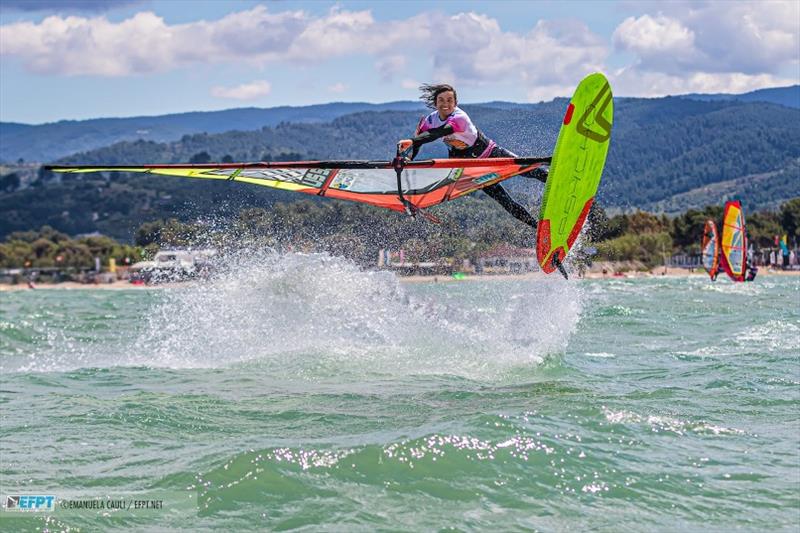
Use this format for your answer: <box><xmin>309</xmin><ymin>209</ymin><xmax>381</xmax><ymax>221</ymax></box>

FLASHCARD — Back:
<box><xmin>1</xmin><ymin>252</ymin><xmax>798</xmax><ymax>531</ymax></box>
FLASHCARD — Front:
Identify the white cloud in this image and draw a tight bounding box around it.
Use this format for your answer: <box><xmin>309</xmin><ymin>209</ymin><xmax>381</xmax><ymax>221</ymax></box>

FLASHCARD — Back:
<box><xmin>0</xmin><ymin>6</ymin><xmax>308</xmax><ymax>76</ymax></box>
<box><xmin>690</xmin><ymin>1</ymin><xmax>799</xmax><ymax>75</ymax></box>
<box><xmin>426</xmin><ymin>15</ymin><xmax>609</xmax><ymax>93</ymax></box>
<box><xmin>211</xmin><ymin>80</ymin><xmax>271</xmax><ymax>100</ymax></box>
<box><xmin>286</xmin><ymin>9</ymin><xmax>429</xmax><ymax>62</ymax></box>
<box><xmin>1</xmin><ymin>12</ymin><xmax>174</xmax><ymax>76</ymax></box>
<box><xmin>612</xmin><ymin>67</ymin><xmax>796</xmax><ymax>98</ymax></box>
<box><xmin>613</xmin><ymin>14</ymin><xmax>694</xmax><ymax>54</ymax></box>
<box><xmin>0</xmin><ymin>6</ymin><xmax>605</xmax><ymax>91</ymax></box>
<box><xmin>607</xmin><ymin>1</ymin><xmax>799</xmax><ymax>97</ymax></box>
<box><xmin>612</xmin><ymin>2</ymin><xmax>799</xmax><ymax>78</ymax></box>
<box><xmin>376</xmin><ymin>55</ymin><xmax>407</xmax><ymax>81</ymax></box>
<box><xmin>0</xmin><ymin>2</ymin><xmax>796</xmax><ymax>100</ymax></box>
<box><xmin>327</xmin><ymin>82</ymin><xmax>347</xmax><ymax>94</ymax></box>
<box><xmin>613</xmin><ymin>14</ymin><xmax>698</xmax><ymax>74</ymax></box>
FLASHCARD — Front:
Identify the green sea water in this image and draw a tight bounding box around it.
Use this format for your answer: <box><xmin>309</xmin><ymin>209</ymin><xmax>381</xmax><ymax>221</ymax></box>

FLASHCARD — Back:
<box><xmin>1</xmin><ymin>253</ymin><xmax>798</xmax><ymax>531</ymax></box>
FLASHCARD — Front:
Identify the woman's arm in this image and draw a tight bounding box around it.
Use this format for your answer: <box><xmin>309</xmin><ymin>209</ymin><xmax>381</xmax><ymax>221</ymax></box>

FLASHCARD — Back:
<box><xmin>399</xmin><ymin>123</ymin><xmax>455</xmax><ymax>160</ymax></box>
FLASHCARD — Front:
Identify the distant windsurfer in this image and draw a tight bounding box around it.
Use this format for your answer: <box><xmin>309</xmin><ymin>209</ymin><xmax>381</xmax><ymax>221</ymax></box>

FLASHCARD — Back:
<box><xmin>746</xmin><ymin>256</ymin><xmax>758</xmax><ymax>282</ymax></box>
<box><xmin>397</xmin><ymin>84</ymin><xmax>546</xmax><ymax>228</ymax></box>
<box><xmin>746</xmin><ymin>262</ymin><xmax>758</xmax><ymax>281</ymax></box>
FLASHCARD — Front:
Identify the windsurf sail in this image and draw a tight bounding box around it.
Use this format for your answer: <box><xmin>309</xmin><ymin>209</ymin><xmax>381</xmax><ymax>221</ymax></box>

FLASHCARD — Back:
<box><xmin>701</xmin><ymin>219</ymin><xmax>720</xmax><ymax>280</ymax></box>
<box><xmin>719</xmin><ymin>200</ymin><xmax>747</xmax><ymax>282</ymax></box>
<box><xmin>47</xmin><ymin>157</ymin><xmax>549</xmax><ymax>215</ymax></box>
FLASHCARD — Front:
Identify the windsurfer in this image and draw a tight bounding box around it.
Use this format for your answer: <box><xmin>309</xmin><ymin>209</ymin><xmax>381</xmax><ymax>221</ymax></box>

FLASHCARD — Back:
<box><xmin>746</xmin><ymin>260</ymin><xmax>758</xmax><ymax>281</ymax></box>
<box><xmin>397</xmin><ymin>84</ymin><xmax>546</xmax><ymax>229</ymax></box>
<box><xmin>746</xmin><ymin>252</ymin><xmax>758</xmax><ymax>281</ymax></box>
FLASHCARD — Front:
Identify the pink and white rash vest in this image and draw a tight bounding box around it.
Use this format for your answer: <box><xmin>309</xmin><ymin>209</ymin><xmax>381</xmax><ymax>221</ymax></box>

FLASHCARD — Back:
<box><xmin>416</xmin><ymin>107</ymin><xmax>496</xmax><ymax>158</ymax></box>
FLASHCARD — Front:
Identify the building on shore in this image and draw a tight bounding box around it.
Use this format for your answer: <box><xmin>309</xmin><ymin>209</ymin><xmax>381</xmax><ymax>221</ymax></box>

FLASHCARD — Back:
<box><xmin>377</xmin><ymin>244</ymin><xmax>539</xmax><ymax>276</ymax></box>
<box><xmin>130</xmin><ymin>249</ymin><xmax>217</xmax><ymax>282</ymax></box>
<box><xmin>475</xmin><ymin>244</ymin><xmax>538</xmax><ymax>275</ymax></box>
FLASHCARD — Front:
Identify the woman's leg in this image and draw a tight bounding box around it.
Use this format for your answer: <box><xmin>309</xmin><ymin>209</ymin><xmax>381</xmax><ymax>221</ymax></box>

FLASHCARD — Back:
<box><xmin>480</xmin><ymin>145</ymin><xmax>540</xmax><ymax>228</ymax></box>
<box><xmin>482</xmin><ymin>183</ymin><xmax>537</xmax><ymax>228</ymax></box>
<box><xmin>491</xmin><ymin>146</ymin><xmax>548</xmax><ymax>183</ymax></box>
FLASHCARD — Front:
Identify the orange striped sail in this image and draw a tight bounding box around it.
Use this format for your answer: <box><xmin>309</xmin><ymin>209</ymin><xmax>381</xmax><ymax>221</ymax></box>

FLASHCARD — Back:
<box><xmin>47</xmin><ymin>157</ymin><xmax>549</xmax><ymax>215</ymax></box>
<box><xmin>701</xmin><ymin>219</ymin><xmax>719</xmax><ymax>280</ymax></box>
<box><xmin>719</xmin><ymin>201</ymin><xmax>747</xmax><ymax>282</ymax></box>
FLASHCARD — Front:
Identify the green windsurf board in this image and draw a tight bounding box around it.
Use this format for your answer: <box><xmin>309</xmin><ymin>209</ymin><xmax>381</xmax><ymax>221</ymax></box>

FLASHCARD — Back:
<box><xmin>536</xmin><ymin>72</ymin><xmax>613</xmax><ymax>276</ymax></box>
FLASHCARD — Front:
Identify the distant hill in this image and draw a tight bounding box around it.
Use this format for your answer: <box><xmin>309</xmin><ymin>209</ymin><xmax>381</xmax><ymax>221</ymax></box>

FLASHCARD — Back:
<box><xmin>678</xmin><ymin>85</ymin><xmax>799</xmax><ymax>108</ymax></box>
<box><xmin>0</xmin><ymin>101</ymin><xmax>426</xmax><ymax>163</ymax></box>
<box><xmin>1</xmin><ymin>95</ymin><xmax>798</xmax><ymax>241</ymax></box>
<box><xmin>3</xmin><ymin>85</ymin><xmax>797</xmax><ymax>163</ymax></box>
<box><xmin>648</xmin><ymin>161</ymin><xmax>800</xmax><ymax>214</ymax></box>
<box><xmin>601</xmin><ymin>98</ymin><xmax>799</xmax><ymax>210</ymax></box>
<box><xmin>0</xmin><ymin>122</ymin><xmax>33</xmax><ymax>137</ymax></box>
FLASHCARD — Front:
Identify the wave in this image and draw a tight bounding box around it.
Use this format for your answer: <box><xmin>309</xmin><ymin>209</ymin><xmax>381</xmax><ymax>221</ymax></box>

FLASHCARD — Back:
<box><xmin>2</xmin><ymin>249</ymin><xmax>582</xmax><ymax>379</ymax></box>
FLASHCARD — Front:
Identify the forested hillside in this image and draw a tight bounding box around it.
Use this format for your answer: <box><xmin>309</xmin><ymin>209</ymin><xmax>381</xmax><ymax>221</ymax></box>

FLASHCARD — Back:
<box><xmin>602</xmin><ymin>99</ymin><xmax>800</xmax><ymax>208</ymax></box>
<box><xmin>2</xmin><ymin>85</ymin><xmax>796</xmax><ymax>163</ymax></box>
<box><xmin>1</xmin><ymin>96</ymin><xmax>798</xmax><ymax>241</ymax></box>
<box><xmin>0</xmin><ymin>102</ymin><xmax>426</xmax><ymax>163</ymax></box>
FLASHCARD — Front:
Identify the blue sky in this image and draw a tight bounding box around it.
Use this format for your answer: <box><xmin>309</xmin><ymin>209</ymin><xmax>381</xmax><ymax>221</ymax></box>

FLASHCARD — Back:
<box><xmin>1</xmin><ymin>0</ymin><xmax>798</xmax><ymax>124</ymax></box>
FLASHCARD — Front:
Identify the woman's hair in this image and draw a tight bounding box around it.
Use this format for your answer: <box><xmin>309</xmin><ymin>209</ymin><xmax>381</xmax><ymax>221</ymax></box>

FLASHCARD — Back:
<box><xmin>419</xmin><ymin>83</ymin><xmax>457</xmax><ymax>109</ymax></box>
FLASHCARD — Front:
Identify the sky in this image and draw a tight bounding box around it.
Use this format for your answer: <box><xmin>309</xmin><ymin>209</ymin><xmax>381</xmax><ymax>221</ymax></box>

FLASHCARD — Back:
<box><xmin>1</xmin><ymin>0</ymin><xmax>798</xmax><ymax>124</ymax></box>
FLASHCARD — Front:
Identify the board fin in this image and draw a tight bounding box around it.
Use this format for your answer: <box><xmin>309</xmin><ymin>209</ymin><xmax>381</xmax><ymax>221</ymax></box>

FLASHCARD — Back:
<box><xmin>552</xmin><ymin>254</ymin><xmax>569</xmax><ymax>280</ymax></box>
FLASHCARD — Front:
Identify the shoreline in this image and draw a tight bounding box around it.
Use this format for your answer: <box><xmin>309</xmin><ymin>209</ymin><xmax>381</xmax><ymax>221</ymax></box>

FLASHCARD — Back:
<box><xmin>2</xmin><ymin>266</ymin><xmax>797</xmax><ymax>291</ymax></box>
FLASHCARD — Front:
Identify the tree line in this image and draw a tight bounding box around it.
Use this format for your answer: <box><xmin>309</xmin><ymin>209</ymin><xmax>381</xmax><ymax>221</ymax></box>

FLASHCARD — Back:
<box><xmin>2</xmin><ymin>198</ymin><xmax>798</xmax><ymax>272</ymax></box>
<box><xmin>0</xmin><ymin>226</ymin><xmax>142</xmax><ymax>270</ymax></box>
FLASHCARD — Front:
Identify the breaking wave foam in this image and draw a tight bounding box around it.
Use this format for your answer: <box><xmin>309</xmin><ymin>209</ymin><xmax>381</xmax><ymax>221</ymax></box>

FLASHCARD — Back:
<box><xmin>5</xmin><ymin>250</ymin><xmax>583</xmax><ymax>380</ymax></box>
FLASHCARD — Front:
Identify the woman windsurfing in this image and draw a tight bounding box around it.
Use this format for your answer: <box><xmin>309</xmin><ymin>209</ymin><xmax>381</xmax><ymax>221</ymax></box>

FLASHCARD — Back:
<box><xmin>397</xmin><ymin>83</ymin><xmax>547</xmax><ymax>228</ymax></box>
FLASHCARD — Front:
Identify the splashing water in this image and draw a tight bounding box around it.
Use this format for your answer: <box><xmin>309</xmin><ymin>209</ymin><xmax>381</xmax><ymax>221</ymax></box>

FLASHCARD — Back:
<box><xmin>3</xmin><ymin>249</ymin><xmax>582</xmax><ymax>379</ymax></box>
<box><xmin>137</xmin><ymin>250</ymin><xmax>581</xmax><ymax>379</ymax></box>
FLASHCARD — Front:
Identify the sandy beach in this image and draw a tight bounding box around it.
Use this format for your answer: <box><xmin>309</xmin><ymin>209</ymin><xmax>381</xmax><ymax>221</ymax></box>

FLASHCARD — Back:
<box><xmin>2</xmin><ymin>263</ymin><xmax>797</xmax><ymax>291</ymax></box>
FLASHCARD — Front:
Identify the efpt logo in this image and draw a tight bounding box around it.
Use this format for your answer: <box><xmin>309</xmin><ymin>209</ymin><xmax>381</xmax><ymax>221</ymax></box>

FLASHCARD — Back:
<box><xmin>5</xmin><ymin>495</ymin><xmax>56</xmax><ymax>512</ymax></box>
